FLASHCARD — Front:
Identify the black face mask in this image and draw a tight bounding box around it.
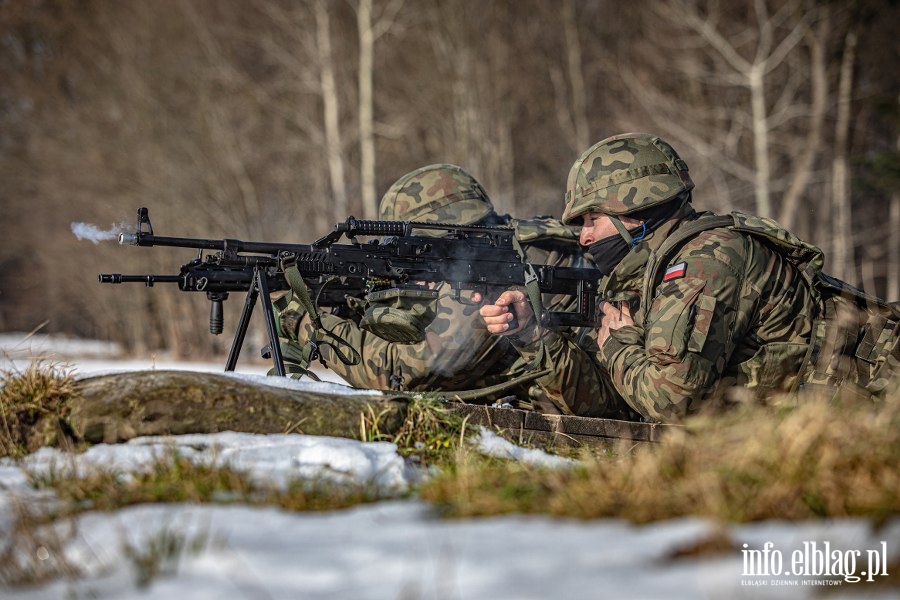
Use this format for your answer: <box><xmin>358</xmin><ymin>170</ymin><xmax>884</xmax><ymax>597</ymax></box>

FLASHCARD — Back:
<box><xmin>587</xmin><ymin>231</ymin><xmax>638</xmax><ymax>277</ymax></box>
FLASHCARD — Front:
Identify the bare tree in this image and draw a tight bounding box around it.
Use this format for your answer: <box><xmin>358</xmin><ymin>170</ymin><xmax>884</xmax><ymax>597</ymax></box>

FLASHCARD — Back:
<box><xmin>889</xmin><ymin>93</ymin><xmax>900</xmax><ymax>301</ymax></box>
<box><xmin>357</xmin><ymin>0</ymin><xmax>376</xmax><ymax>218</ymax></box>
<box><xmin>551</xmin><ymin>0</ymin><xmax>591</xmax><ymax>155</ymax></box>
<box><xmin>424</xmin><ymin>0</ymin><xmax>518</xmax><ymax>212</ymax></box>
<box><xmin>355</xmin><ymin>0</ymin><xmax>404</xmax><ymax>219</ymax></box>
<box><xmin>244</xmin><ymin>0</ymin><xmax>336</xmax><ymax>234</ymax></box>
<box><xmin>315</xmin><ymin>0</ymin><xmax>349</xmax><ymax>222</ymax></box>
<box><xmin>829</xmin><ymin>29</ymin><xmax>858</xmax><ymax>281</ymax></box>
<box><xmin>648</xmin><ymin>0</ymin><xmax>811</xmax><ymax>218</ymax></box>
<box><xmin>777</xmin><ymin>6</ymin><xmax>830</xmax><ymax>231</ymax></box>
<box><xmin>890</xmin><ymin>181</ymin><xmax>900</xmax><ymax>300</ymax></box>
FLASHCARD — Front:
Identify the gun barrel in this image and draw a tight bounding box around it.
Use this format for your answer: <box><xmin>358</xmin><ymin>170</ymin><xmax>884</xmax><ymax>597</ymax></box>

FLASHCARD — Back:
<box><xmin>99</xmin><ymin>274</ymin><xmax>181</xmax><ymax>286</ymax></box>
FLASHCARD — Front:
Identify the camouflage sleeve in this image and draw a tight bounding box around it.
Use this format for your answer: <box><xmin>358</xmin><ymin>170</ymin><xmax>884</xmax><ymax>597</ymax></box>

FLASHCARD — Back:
<box><xmin>296</xmin><ymin>287</ymin><xmax>507</xmax><ymax>391</ymax></box>
<box><xmin>598</xmin><ymin>230</ymin><xmax>752</xmax><ymax>421</ymax></box>
<box><xmin>492</xmin><ymin>238</ymin><xmax>626</xmax><ymax>417</ymax></box>
<box><xmin>505</xmin><ymin>325</ymin><xmax>622</xmax><ymax>417</ymax></box>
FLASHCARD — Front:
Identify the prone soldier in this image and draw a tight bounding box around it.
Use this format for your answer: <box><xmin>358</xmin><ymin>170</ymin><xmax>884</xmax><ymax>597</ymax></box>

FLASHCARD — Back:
<box><xmin>481</xmin><ymin>133</ymin><xmax>900</xmax><ymax>422</ymax></box>
<box><xmin>275</xmin><ymin>163</ymin><xmax>634</xmax><ymax>418</ymax></box>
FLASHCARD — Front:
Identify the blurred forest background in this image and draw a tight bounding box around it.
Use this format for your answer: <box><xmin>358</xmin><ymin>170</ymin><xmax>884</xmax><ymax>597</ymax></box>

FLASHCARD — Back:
<box><xmin>1</xmin><ymin>0</ymin><xmax>899</xmax><ymax>360</ymax></box>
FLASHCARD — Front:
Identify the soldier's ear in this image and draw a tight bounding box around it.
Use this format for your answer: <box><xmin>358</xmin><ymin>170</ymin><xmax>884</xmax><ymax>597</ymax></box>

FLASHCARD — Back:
<box><xmin>620</xmin><ymin>215</ymin><xmax>643</xmax><ymax>229</ymax></box>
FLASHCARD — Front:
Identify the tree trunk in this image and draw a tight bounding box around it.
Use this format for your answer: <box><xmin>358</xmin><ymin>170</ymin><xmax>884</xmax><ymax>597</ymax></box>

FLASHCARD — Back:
<box><xmin>889</xmin><ymin>184</ymin><xmax>900</xmax><ymax>301</ymax></box>
<box><xmin>889</xmin><ymin>105</ymin><xmax>900</xmax><ymax>301</ymax></box>
<box><xmin>778</xmin><ymin>8</ymin><xmax>830</xmax><ymax>231</ymax></box>
<box><xmin>749</xmin><ymin>64</ymin><xmax>772</xmax><ymax>218</ymax></box>
<box><xmin>831</xmin><ymin>29</ymin><xmax>857</xmax><ymax>282</ymax></box>
<box><xmin>315</xmin><ymin>0</ymin><xmax>348</xmax><ymax>222</ymax></box>
<box><xmin>562</xmin><ymin>0</ymin><xmax>590</xmax><ymax>153</ymax></box>
<box><xmin>357</xmin><ymin>0</ymin><xmax>377</xmax><ymax>219</ymax></box>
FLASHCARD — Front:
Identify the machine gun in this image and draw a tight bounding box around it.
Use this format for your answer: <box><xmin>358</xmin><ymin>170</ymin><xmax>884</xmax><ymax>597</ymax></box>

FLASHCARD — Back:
<box><xmin>100</xmin><ymin>207</ymin><xmax>600</xmax><ymax>376</ymax></box>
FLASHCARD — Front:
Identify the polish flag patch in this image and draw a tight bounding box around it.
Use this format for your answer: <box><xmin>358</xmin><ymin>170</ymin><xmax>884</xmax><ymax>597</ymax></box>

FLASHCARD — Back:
<box><xmin>663</xmin><ymin>262</ymin><xmax>687</xmax><ymax>281</ymax></box>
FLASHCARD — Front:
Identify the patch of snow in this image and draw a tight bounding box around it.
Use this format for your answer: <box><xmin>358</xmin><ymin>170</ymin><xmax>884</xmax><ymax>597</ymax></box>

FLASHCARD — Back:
<box><xmin>0</xmin><ymin>332</ymin><xmax>122</xmax><ymax>360</ymax></box>
<box><xmin>18</xmin><ymin>431</ymin><xmax>417</xmax><ymax>493</ymax></box>
<box><xmin>473</xmin><ymin>427</ymin><xmax>576</xmax><ymax>468</ymax></box>
<box><xmin>224</xmin><ymin>371</ymin><xmax>375</xmax><ymax>396</ymax></box>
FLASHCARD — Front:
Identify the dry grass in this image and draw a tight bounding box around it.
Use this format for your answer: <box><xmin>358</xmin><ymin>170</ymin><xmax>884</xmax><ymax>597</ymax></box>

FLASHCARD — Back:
<box><xmin>27</xmin><ymin>450</ymin><xmax>389</xmax><ymax>516</ymax></box>
<box><xmin>0</xmin><ymin>359</ymin><xmax>79</xmax><ymax>458</ymax></box>
<box><xmin>421</xmin><ymin>390</ymin><xmax>900</xmax><ymax>523</ymax></box>
<box><xmin>121</xmin><ymin>523</ymin><xmax>212</xmax><ymax>589</ymax></box>
<box><xmin>362</xmin><ymin>394</ymin><xmax>471</xmax><ymax>466</ymax></box>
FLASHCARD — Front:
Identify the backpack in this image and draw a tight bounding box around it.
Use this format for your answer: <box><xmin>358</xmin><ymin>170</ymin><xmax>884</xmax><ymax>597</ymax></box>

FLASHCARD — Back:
<box><xmin>645</xmin><ymin>211</ymin><xmax>900</xmax><ymax>401</ymax></box>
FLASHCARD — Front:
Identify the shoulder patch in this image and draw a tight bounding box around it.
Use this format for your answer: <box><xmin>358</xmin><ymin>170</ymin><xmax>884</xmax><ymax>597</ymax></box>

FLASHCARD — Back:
<box><xmin>663</xmin><ymin>262</ymin><xmax>687</xmax><ymax>281</ymax></box>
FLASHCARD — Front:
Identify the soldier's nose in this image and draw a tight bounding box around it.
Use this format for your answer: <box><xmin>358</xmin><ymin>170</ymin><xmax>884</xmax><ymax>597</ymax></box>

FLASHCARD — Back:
<box><xmin>579</xmin><ymin>228</ymin><xmax>593</xmax><ymax>246</ymax></box>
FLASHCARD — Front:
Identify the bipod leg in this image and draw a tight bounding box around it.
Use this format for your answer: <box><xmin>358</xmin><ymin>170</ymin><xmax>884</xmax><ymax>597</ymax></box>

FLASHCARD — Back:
<box><xmin>225</xmin><ymin>269</ymin><xmax>259</xmax><ymax>371</ymax></box>
<box><xmin>255</xmin><ymin>268</ymin><xmax>286</xmax><ymax>376</ymax></box>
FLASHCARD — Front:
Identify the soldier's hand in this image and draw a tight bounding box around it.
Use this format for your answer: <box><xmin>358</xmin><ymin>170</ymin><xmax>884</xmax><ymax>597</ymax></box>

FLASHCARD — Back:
<box><xmin>597</xmin><ymin>301</ymin><xmax>634</xmax><ymax>348</ymax></box>
<box><xmin>477</xmin><ymin>289</ymin><xmax>533</xmax><ymax>335</ymax></box>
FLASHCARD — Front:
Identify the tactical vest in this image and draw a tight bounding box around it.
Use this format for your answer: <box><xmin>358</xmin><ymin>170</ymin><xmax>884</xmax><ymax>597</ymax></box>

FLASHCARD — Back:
<box><xmin>644</xmin><ymin>211</ymin><xmax>900</xmax><ymax>401</ymax></box>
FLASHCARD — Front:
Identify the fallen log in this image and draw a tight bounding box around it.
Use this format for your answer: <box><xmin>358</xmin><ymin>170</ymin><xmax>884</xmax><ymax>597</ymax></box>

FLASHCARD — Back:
<box><xmin>69</xmin><ymin>370</ymin><xmax>408</xmax><ymax>444</ymax></box>
<box><xmin>14</xmin><ymin>369</ymin><xmax>667</xmax><ymax>453</ymax></box>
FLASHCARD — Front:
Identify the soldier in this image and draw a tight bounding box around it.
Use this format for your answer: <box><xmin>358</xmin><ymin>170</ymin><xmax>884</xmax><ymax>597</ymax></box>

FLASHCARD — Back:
<box><xmin>481</xmin><ymin>133</ymin><xmax>900</xmax><ymax>422</ymax></box>
<box><xmin>276</xmin><ymin>164</ymin><xmax>630</xmax><ymax>417</ymax></box>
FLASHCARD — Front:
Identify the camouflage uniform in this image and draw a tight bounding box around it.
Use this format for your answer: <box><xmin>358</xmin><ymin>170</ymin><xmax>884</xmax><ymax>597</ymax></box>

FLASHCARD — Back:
<box><xmin>277</xmin><ymin>164</ymin><xmax>622</xmax><ymax>417</ymax></box>
<box><xmin>510</xmin><ymin>133</ymin><xmax>899</xmax><ymax>422</ymax></box>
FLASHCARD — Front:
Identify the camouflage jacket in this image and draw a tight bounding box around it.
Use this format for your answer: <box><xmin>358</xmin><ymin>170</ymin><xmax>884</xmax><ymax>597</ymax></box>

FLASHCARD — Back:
<box><xmin>510</xmin><ymin>206</ymin><xmax>860</xmax><ymax>421</ymax></box>
<box><xmin>279</xmin><ymin>217</ymin><xmax>617</xmax><ymax>414</ymax></box>
<box><xmin>602</xmin><ymin>208</ymin><xmax>823</xmax><ymax>421</ymax></box>
<box><xmin>514</xmin><ymin>207</ymin><xmax>900</xmax><ymax>421</ymax></box>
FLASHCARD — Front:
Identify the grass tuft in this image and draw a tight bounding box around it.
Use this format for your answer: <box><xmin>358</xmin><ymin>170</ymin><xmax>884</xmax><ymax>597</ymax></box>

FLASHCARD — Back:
<box><xmin>363</xmin><ymin>394</ymin><xmax>471</xmax><ymax>466</ymax></box>
<box><xmin>0</xmin><ymin>360</ymin><xmax>79</xmax><ymax>458</ymax></box>
<box><xmin>122</xmin><ymin>524</ymin><xmax>211</xmax><ymax>588</ymax></box>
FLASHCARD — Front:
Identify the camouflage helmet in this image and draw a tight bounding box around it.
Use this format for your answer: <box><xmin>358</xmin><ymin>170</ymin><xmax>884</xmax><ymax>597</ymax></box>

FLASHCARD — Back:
<box><xmin>379</xmin><ymin>164</ymin><xmax>495</xmax><ymax>224</ymax></box>
<box><xmin>561</xmin><ymin>133</ymin><xmax>694</xmax><ymax>225</ymax></box>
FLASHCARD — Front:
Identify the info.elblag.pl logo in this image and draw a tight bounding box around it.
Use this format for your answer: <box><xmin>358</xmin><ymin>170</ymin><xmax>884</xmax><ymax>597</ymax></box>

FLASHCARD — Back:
<box><xmin>741</xmin><ymin>541</ymin><xmax>889</xmax><ymax>587</ymax></box>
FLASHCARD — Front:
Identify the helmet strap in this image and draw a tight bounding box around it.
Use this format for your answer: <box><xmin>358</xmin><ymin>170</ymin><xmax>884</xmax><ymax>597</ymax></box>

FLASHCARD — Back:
<box><xmin>610</xmin><ymin>215</ymin><xmax>634</xmax><ymax>246</ymax></box>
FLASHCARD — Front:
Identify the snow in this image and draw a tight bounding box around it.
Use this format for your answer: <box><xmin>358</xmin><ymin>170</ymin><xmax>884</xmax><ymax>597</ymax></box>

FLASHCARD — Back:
<box><xmin>1</xmin><ymin>338</ymin><xmax>898</xmax><ymax>598</ymax></box>
<box><xmin>471</xmin><ymin>427</ymin><xmax>576</xmax><ymax>469</ymax></box>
